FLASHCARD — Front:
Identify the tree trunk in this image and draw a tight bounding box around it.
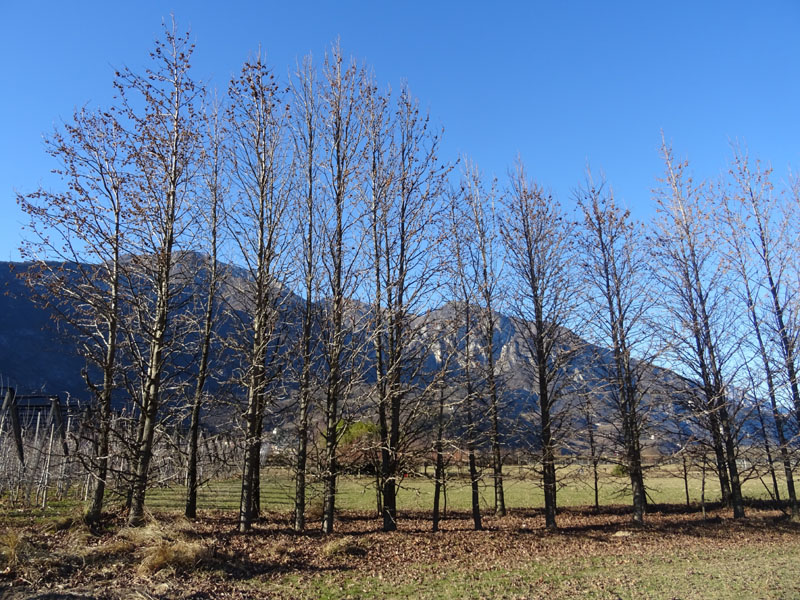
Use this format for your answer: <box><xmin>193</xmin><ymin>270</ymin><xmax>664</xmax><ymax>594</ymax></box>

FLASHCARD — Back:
<box><xmin>720</xmin><ymin>405</ymin><xmax>745</xmax><ymax>519</ymax></box>
<box><xmin>466</xmin><ymin>398</ymin><xmax>482</xmax><ymax>531</ymax></box>
<box><xmin>708</xmin><ymin>416</ymin><xmax>732</xmax><ymax>507</ymax></box>
<box><xmin>755</xmin><ymin>401</ymin><xmax>780</xmax><ymax>502</ymax></box>
<box><xmin>433</xmin><ymin>386</ymin><xmax>446</xmax><ymax>532</ymax></box>
<box><xmin>322</xmin><ymin>382</ymin><xmax>339</xmax><ymax>534</ymax></box>
<box><xmin>239</xmin><ymin>384</ymin><xmax>263</xmax><ymax>532</ymax></box>
<box><xmin>86</xmin><ymin>383</ymin><xmax>112</xmax><ymax>524</ymax></box>
<box><xmin>485</xmin><ymin>343</ymin><xmax>505</xmax><ymax>517</ymax></box>
<box><xmin>682</xmin><ymin>453</ymin><xmax>691</xmax><ymax>508</ymax></box>
<box><xmin>488</xmin><ymin>375</ymin><xmax>505</xmax><ymax>517</ymax></box>
<box><xmin>128</xmin><ymin>375</ymin><xmax>159</xmax><ymax>526</ymax></box>
<box><xmin>293</xmin><ymin>390</ymin><xmax>310</xmax><ymax>531</ymax></box>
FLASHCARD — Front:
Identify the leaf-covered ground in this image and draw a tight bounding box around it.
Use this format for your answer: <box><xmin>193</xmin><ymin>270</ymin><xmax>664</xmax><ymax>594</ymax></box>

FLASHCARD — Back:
<box><xmin>2</xmin><ymin>504</ymin><xmax>799</xmax><ymax>599</ymax></box>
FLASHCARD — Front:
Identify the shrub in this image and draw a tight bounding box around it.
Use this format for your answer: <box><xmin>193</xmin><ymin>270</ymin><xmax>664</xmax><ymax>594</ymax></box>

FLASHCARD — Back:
<box><xmin>612</xmin><ymin>463</ymin><xmax>629</xmax><ymax>477</ymax></box>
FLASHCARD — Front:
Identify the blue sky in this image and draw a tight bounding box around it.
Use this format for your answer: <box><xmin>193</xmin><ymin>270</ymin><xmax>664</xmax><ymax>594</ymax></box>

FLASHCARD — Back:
<box><xmin>2</xmin><ymin>1</ymin><xmax>799</xmax><ymax>261</ymax></box>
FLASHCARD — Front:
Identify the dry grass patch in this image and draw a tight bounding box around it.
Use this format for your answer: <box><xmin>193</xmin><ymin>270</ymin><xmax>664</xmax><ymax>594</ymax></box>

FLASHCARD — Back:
<box><xmin>114</xmin><ymin>517</ymin><xmax>212</xmax><ymax>575</ymax></box>
<box><xmin>321</xmin><ymin>537</ymin><xmax>368</xmax><ymax>558</ymax></box>
<box><xmin>259</xmin><ymin>541</ymin><xmax>296</xmax><ymax>564</ymax></box>
<box><xmin>79</xmin><ymin>537</ymin><xmax>137</xmax><ymax>564</ymax></box>
<box><xmin>0</xmin><ymin>529</ymin><xmax>30</xmax><ymax>569</ymax></box>
<box><xmin>137</xmin><ymin>538</ymin><xmax>211</xmax><ymax>575</ymax></box>
<box><xmin>305</xmin><ymin>498</ymin><xmax>325</xmax><ymax>522</ymax></box>
<box><xmin>117</xmin><ymin>522</ymin><xmax>171</xmax><ymax>546</ymax></box>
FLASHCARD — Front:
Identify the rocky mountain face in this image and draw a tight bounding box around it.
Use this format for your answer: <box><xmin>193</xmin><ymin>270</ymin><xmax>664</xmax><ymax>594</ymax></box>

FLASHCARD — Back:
<box><xmin>0</xmin><ymin>258</ymin><xmax>688</xmax><ymax>447</ymax></box>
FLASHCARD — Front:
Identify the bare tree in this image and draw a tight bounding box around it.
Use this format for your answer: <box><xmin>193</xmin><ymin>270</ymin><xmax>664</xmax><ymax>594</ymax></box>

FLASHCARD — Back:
<box><xmin>19</xmin><ymin>106</ymin><xmax>130</xmax><ymax>524</ymax></box>
<box><xmin>185</xmin><ymin>98</ymin><xmax>226</xmax><ymax>520</ymax></box>
<box><xmin>456</xmin><ymin>163</ymin><xmax>507</xmax><ymax>517</ymax></box>
<box><xmin>577</xmin><ymin>385</ymin><xmax>607</xmax><ymax>511</ymax></box>
<box><xmin>652</xmin><ymin>141</ymin><xmax>745</xmax><ymax>519</ymax></box>
<box><xmin>365</xmin><ymin>83</ymin><xmax>449</xmax><ymax>531</ymax></box>
<box><xmin>720</xmin><ymin>148</ymin><xmax>798</xmax><ymax>519</ymax></box>
<box><xmin>110</xmin><ymin>22</ymin><xmax>205</xmax><ymax>527</ymax></box>
<box><xmin>444</xmin><ymin>188</ymin><xmax>484</xmax><ymax>531</ymax></box>
<box><xmin>502</xmin><ymin>159</ymin><xmax>577</xmax><ymax>529</ymax></box>
<box><xmin>576</xmin><ymin>174</ymin><xmax>650</xmax><ymax>525</ymax></box>
<box><xmin>225</xmin><ymin>54</ymin><xmax>293</xmax><ymax>532</ymax></box>
<box><xmin>288</xmin><ymin>54</ymin><xmax>320</xmax><ymax>533</ymax></box>
<box><xmin>317</xmin><ymin>44</ymin><xmax>368</xmax><ymax>534</ymax></box>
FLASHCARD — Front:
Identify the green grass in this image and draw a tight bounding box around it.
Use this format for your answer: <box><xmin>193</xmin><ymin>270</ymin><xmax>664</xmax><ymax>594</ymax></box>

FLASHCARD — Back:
<box><xmin>139</xmin><ymin>464</ymin><xmax>790</xmax><ymax>514</ymax></box>
<box><xmin>2</xmin><ymin>463</ymin><xmax>790</xmax><ymax>523</ymax></box>
<box><xmin>272</xmin><ymin>542</ymin><xmax>800</xmax><ymax>600</ymax></box>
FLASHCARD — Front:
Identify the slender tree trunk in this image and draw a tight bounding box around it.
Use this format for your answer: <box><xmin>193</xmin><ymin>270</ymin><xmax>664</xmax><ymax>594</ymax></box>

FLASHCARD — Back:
<box><xmin>462</xmin><ymin>304</ymin><xmax>482</xmax><ymax>531</ymax></box>
<box><xmin>701</xmin><ymin>456</ymin><xmax>707</xmax><ymax>519</ymax></box>
<box><xmin>487</xmin><ymin>362</ymin><xmax>505</xmax><ymax>517</ymax></box>
<box><xmin>682</xmin><ymin>453</ymin><xmax>691</xmax><ymax>508</ymax></box>
<box><xmin>708</xmin><ymin>414</ymin><xmax>732</xmax><ymax>506</ymax></box>
<box><xmin>482</xmin><ymin>311</ymin><xmax>504</xmax><ymax>517</ymax></box>
<box><xmin>433</xmin><ymin>387</ymin><xmax>445</xmax><ymax>532</ymax></box>
<box><xmin>541</xmin><ymin>419</ymin><xmax>557</xmax><ymax>529</ymax></box>
<box><xmin>292</xmin><ymin>58</ymin><xmax>316</xmax><ymax>533</ymax></box>
<box><xmin>186</xmin><ymin>124</ymin><xmax>220</xmax><ymax>520</ymax></box>
<box><xmin>755</xmin><ymin>401</ymin><xmax>781</xmax><ymax>502</ymax></box>
<box><xmin>466</xmin><ymin>385</ymin><xmax>482</xmax><ymax>531</ymax></box>
<box><xmin>322</xmin><ymin>385</ymin><xmax>339</xmax><ymax>534</ymax></box>
<box><xmin>293</xmin><ymin>221</ymin><xmax>314</xmax><ymax>531</ymax></box>
<box><xmin>86</xmin><ymin>367</ymin><xmax>114</xmax><ymax>523</ymax></box>
<box><xmin>293</xmin><ymin>382</ymin><xmax>311</xmax><ymax>531</ymax></box>
<box><xmin>585</xmin><ymin>410</ymin><xmax>600</xmax><ymax>511</ymax></box>
<box><xmin>185</xmin><ymin>258</ymin><xmax>217</xmax><ymax>519</ymax></box>
<box><xmin>719</xmin><ymin>404</ymin><xmax>745</xmax><ymax>519</ymax></box>
<box><xmin>535</xmin><ymin>306</ymin><xmax>556</xmax><ymax>529</ymax></box>
<box><xmin>239</xmin><ymin>388</ymin><xmax>262</xmax><ymax>532</ymax></box>
<box><xmin>625</xmin><ymin>410</ymin><xmax>645</xmax><ymax>526</ymax></box>
<box><xmin>185</xmin><ymin>399</ymin><xmax>202</xmax><ymax>519</ymax></box>
<box><xmin>129</xmin><ymin>276</ymin><xmax>171</xmax><ymax>527</ymax></box>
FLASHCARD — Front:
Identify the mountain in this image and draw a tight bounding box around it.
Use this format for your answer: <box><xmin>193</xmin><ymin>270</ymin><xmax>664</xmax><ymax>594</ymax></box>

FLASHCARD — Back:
<box><xmin>0</xmin><ymin>262</ymin><xmax>85</xmax><ymax>398</ymax></box>
<box><xmin>0</xmin><ymin>258</ymin><xmax>699</xmax><ymax>452</ymax></box>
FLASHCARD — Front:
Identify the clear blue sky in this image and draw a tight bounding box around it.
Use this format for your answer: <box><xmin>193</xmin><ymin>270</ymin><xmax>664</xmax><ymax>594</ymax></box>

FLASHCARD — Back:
<box><xmin>2</xmin><ymin>1</ymin><xmax>799</xmax><ymax>261</ymax></box>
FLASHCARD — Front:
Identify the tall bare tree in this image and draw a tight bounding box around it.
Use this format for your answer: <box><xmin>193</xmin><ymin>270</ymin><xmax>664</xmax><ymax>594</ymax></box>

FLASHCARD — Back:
<box><xmin>365</xmin><ymin>83</ymin><xmax>449</xmax><ymax>531</ymax></box>
<box><xmin>226</xmin><ymin>54</ymin><xmax>293</xmax><ymax>532</ymax></box>
<box><xmin>288</xmin><ymin>54</ymin><xmax>320</xmax><ymax>533</ymax></box>
<box><xmin>502</xmin><ymin>159</ymin><xmax>577</xmax><ymax>529</ymax></box>
<box><xmin>720</xmin><ymin>148</ymin><xmax>798</xmax><ymax>519</ymax></box>
<box><xmin>19</xmin><ymin>106</ymin><xmax>130</xmax><ymax>524</ymax></box>
<box><xmin>444</xmin><ymin>193</ymin><xmax>484</xmax><ymax>532</ymax></box>
<box><xmin>577</xmin><ymin>175</ymin><xmax>650</xmax><ymax>525</ymax></box>
<box><xmin>457</xmin><ymin>163</ymin><xmax>507</xmax><ymax>517</ymax></box>
<box><xmin>120</xmin><ymin>22</ymin><xmax>204</xmax><ymax>527</ymax></box>
<box><xmin>185</xmin><ymin>99</ymin><xmax>226</xmax><ymax>520</ymax></box>
<box><xmin>652</xmin><ymin>142</ymin><xmax>745</xmax><ymax>519</ymax></box>
<box><xmin>317</xmin><ymin>44</ymin><xmax>368</xmax><ymax>534</ymax></box>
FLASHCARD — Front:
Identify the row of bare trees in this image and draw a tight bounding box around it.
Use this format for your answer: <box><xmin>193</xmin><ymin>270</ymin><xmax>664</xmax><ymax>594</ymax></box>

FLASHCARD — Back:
<box><xmin>15</xmin><ymin>24</ymin><xmax>800</xmax><ymax>531</ymax></box>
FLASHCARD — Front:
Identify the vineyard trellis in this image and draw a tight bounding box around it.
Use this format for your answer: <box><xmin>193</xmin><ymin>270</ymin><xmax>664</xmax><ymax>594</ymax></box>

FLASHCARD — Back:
<box><xmin>0</xmin><ymin>386</ymin><xmax>243</xmax><ymax>511</ymax></box>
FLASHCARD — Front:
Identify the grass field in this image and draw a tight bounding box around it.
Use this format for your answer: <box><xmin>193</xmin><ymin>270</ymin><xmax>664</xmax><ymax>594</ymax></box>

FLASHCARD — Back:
<box><xmin>137</xmin><ymin>463</ymin><xmax>788</xmax><ymax>514</ymax></box>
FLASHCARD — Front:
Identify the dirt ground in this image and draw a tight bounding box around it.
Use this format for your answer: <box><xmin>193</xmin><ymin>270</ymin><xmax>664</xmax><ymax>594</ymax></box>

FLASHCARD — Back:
<box><xmin>2</xmin><ymin>503</ymin><xmax>799</xmax><ymax>599</ymax></box>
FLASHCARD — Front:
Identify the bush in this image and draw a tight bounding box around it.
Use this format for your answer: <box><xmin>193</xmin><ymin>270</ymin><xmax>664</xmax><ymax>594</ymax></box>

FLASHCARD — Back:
<box><xmin>612</xmin><ymin>463</ymin><xmax>629</xmax><ymax>477</ymax></box>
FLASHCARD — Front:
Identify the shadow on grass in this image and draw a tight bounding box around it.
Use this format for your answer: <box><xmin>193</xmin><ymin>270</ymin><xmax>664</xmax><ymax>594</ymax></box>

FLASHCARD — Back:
<box><xmin>309</xmin><ymin>499</ymin><xmax>800</xmax><ymax>539</ymax></box>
